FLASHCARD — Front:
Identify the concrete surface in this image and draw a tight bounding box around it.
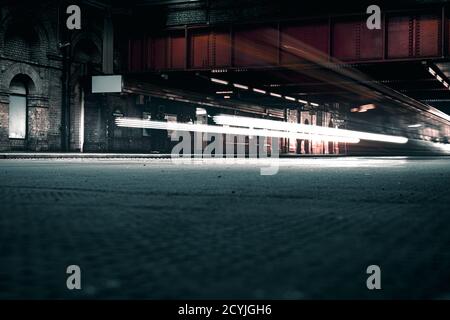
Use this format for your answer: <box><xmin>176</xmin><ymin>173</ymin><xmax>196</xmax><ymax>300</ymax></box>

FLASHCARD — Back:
<box><xmin>0</xmin><ymin>157</ymin><xmax>450</xmax><ymax>299</ymax></box>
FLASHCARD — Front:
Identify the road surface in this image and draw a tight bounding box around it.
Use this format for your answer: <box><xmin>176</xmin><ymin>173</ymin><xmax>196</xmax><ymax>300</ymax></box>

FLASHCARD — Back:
<box><xmin>1</xmin><ymin>157</ymin><xmax>450</xmax><ymax>299</ymax></box>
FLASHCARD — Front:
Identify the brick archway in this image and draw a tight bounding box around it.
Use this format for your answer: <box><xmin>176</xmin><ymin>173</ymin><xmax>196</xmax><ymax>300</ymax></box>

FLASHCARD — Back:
<box><xmin>0</xmin><ymin>10</ymin><xmax>56</xmax><ymax>58</ymax></box>
<box><xmin>1</xmin><ymin>63</ymin><xmax>42</xmax><ymax>96</ymax></box>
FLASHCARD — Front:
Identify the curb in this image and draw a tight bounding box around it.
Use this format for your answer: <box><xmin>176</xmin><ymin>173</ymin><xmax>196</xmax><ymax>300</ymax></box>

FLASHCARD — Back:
<box><xmin>0</xmin><ymin>153</ymin><xmax>173</xmax><ymax>159</ymax></box>
<box><xmin>0</xmin><ymin>153</ymin><xmax>346</xmax><ymax>160</ymax></box>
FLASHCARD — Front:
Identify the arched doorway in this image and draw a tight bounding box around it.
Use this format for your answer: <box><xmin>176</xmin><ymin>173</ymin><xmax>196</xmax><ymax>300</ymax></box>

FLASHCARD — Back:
<box><xmin>71</xmin><ymin>38</ymin><xmax>102</xmax><ymax>152</ymax></box>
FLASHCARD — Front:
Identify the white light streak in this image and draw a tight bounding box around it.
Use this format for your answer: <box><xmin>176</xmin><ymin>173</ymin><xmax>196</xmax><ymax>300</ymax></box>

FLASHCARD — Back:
<box><xmin>270</xmin><ymin>92</ymin><xmax>282</xmax><ymax>98</ymax></box>
<box><xmin>213</xmin><ymin>115</ymin><xmax>408</xmax><ymax>144</ymax></box>
<box><xmin>115</xmin><ymin>118</ymin><xmax>360</xmax><ymax>143</ymax></box>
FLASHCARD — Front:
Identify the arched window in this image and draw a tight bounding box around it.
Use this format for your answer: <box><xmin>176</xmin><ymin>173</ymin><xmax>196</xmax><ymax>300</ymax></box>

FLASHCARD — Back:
<box><xmin>9</xmin><ymin>78</ymin><xmax>27</xmax><ymax>139</ymax></box>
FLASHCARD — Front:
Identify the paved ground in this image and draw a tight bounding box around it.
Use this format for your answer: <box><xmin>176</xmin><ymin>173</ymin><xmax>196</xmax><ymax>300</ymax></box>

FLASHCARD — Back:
<box><xmin>1</xmin><ymin>157</ymin><xmax>450</xmax><ymax>299</ymax></box>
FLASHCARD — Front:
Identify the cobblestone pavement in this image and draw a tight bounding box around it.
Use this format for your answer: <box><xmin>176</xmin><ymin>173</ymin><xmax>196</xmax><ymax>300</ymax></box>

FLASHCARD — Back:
<box><xmin>1</xmin><ymin>157</ymin><xmax>450</xmax><ymax>299</ymax></box>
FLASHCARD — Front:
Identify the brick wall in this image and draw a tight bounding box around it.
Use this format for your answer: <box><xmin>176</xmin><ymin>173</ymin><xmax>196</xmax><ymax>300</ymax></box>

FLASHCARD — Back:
<box><xmin>47</xmin><ymin>68</ymin><xmax>63</xmax><ymax>151</ymax></box>
<box><xmin>0</xmin><ymin>2</ymin><xmax>106</xmax><ymax>152</ymax></box>
<box><xmin>0</xmin><ymin>102</ymin><xmax>9</xmax><ymax>151</ymax></box>
<box><xmin>0</xmin><ymin>2</ymin><xmax>61</xmax><ymax>151</ymax></box>
<box><xmin>27</xmin><ymin>106</ymin><xmax>49</xmax><ymax>151</ymax></box>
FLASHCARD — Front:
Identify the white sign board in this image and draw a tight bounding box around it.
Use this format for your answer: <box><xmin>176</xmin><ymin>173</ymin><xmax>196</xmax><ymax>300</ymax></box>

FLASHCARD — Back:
<box><xmin>92</xmin><ymin>75</ymin><xmax>123</xmax><ymax>93</ymax></box>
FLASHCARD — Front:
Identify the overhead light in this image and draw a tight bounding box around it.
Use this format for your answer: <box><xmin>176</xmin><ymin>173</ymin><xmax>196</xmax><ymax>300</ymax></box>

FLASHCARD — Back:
<box><xmin>444</xmin><ymin>82</ymin><xmax>449</xmax><ymax>88</ymax></box>
<box><xmin>270</xmin><ymin>92</ymin><xmax>282</xmax><ymax>98</ymax></box>
<box><xmin>408</xmin><ymin>124</ymin><xmax>422</xmax><ymax>128</ymax></box>
<box><xmin>223</xmin><ymin>95</ymin><xmax>231</xmax><ymax>99</ymax></box>
<box><xmin>285</xmin><ymin>96</ymin><xmax>296</xmax><ymax>101</ymax></box>
<box><xmin>436</xmin><ymin>75</ymin><xmax>443</xmax><ymax>82</ymax></box>
<box><xmin>253</xmin><ymin>88</ymin><xmax>267</xmax><ymax>94</ymax></box>
<box><xmin>211</xmin><ymin>78</ymin><xmax>229</xmax><ymax>85</ymax></box>
<box><xmin>298</xmin><ymin>99</ymin><xmax>308</xmax><ymax>104</ymax></box>
<box><xmin>428</xmin><ymin>67</ymin><xmax>436</xmax><ymax>76</ymax></box>
<box><xmin>233</xmin><ymin>83</ymin><xmax>249</xmax><ymax>90</ymax></box>
<box><xmin>310</xmin><ymin>103</ymin><xmax>319</xmax><ymax>107</ymax></box>
<box><xmin>213</xmin><ymin>114</ymin><xmax>408</xmax><ymax>144</ymax></box>
<box><xmin>216</xmin><ymin>91</ymin><xmax>233</xmax><ymax>94</ymax></box>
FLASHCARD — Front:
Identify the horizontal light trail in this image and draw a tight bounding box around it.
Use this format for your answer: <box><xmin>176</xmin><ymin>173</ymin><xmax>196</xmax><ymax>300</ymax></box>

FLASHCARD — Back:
<box><xmin>213</xmin><ymin>115</ymin><xmax>409</xmax><ymax>144</ymax></box>
<box><xmin>115</xmin><ymin>118</ymin><xmax>360</xmax><ymax>143</ymax></box>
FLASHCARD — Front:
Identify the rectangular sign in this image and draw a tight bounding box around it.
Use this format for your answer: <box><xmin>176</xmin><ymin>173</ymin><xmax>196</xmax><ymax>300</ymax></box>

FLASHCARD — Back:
<box><xmin>92</xmin><ymin>75</ymin><xmax>122</xmax><ymax>93</ymax></box>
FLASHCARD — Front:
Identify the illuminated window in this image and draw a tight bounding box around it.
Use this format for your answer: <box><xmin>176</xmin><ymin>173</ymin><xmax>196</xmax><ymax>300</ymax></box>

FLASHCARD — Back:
<box><xmin>9</xmin><ymin>79</ymin><xmax>27</xmax><ymax>139</ymax></box>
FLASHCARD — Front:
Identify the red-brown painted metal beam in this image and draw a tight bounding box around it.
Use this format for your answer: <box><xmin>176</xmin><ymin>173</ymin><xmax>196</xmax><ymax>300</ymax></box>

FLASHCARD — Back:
<box><xmin>127</xmin><ymin>7</ymin><xmax>448</xmax><ymax>72</ymax></box>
